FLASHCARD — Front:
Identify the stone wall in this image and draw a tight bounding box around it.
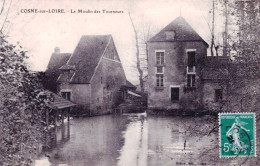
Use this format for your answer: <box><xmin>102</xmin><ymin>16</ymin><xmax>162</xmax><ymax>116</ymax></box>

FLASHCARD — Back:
<box><xmin>58</xmin><ymin>39</ymin><xmax>126</xmax><ymax>116</ymax></box>
<box><xmin>147</xmin><ymin>41</ymin><xmax>207</xmax><ymax>110</ymax></box>
<box><xmin>202</xmin><ymin>81</ymin><xmax>228</xmax><ymax>111</ymax></box>
<box><xmin>90</xmin><ymin>42</ymin><xmax>126</xmax><ymax>115</ymax></box>
<box><xmin>59</xmin><ymin>82</ymin><xmax>91</xmax><ymax>111</ymax></box>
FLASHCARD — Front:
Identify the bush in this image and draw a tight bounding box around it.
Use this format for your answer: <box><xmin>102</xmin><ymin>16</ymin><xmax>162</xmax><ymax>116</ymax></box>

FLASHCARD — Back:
<box><xmin>179</xmin><ymin>93</ymin><xmax>202</xmax><ymax>111</ymax></box>
<box><xmin>0</xmin><ymin>36</ymin><xmax>48</xmax><ymax>165</ymax></box>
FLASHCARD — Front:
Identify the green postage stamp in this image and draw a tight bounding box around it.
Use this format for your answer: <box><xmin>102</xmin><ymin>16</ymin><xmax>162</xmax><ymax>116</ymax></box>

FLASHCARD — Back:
<box><xmin>219</xmin><ymin>113</ymin><xmax>256</xmax><ymax>157</ymax></box>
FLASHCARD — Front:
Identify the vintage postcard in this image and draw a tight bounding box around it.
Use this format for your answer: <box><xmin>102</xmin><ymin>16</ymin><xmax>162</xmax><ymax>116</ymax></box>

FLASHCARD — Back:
<box><xmin>0</xmin><ymin>0</ymin><xmax>259</xmax><ymax>166</ymax></box>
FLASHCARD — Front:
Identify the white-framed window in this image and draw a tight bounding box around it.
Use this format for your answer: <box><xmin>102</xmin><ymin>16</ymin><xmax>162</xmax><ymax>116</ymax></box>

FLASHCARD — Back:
<box><xmin>156</xmin><ymin>51</ymin><xmax>165</xmax><ymax>65</ymax></box>
<box><xmin>187</xmin><ymin>51</ymin><xmax>196</xmax><ymax>66</ymax></box>
<box><xmin>187</xmin><ymin>66</ymin><xmax>196</xmax><ymax>74</ymax></box>
<box><xmin>187</xmin><ymin>74</ymin><xmax>195</xmax><ymax>88</ymax></box>
<box><xmin>186</xmin><ymin>49</ymin><xmax>196</xmax><ymax>74</ymax></box>
<box><xmin>156</xmin><ymin>74</ymin><xmax>164</xmax><ymax>87</ymax></box>
<box><xmin>156</xmin><ymin>66</ymin><xmax>164</xmax><ymax>74</ymax></box>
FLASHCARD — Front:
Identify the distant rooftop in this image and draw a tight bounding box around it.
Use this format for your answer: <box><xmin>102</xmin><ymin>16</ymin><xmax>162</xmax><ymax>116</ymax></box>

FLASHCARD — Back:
<box><xmin>46</xmin><ymin>52</ymin><xmax>71</xmax><ymax>71</ymax></box>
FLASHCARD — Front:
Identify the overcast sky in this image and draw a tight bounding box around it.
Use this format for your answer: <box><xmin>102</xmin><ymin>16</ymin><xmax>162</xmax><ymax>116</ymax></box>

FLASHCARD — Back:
<box><xmin>5</xmin><ymin>0</ymin><xmax>225</xmax><ymax>84</ymax></box>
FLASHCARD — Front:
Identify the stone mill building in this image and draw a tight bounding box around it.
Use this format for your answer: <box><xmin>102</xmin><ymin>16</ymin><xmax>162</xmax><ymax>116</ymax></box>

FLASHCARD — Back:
<box><xmin>147</xmin><ymin>16</ymin><xmax>228</xmax><ymax>112</ymax></box>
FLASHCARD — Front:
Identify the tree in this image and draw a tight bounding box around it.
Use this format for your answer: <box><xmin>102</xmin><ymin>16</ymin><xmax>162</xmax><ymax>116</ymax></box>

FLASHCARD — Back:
<box><xmin>191</xmin><ymin>1</ymin><xmax>260</xmax><ymax>165</ymax></box>
<box><xmin>224</xmin><ymin>3</ymin><xmax>260</xmax><ymax>163</ymax></box>
<box><xmin>0</xmin><ymin>1</ymin><xmax>51</xmax><ymax>165</ymax></box>
<box><xmin>0</xmin><ymin>34</ymin><xmax>49</xmax><ymax>165</ymax></box>
<box><xmin>204</xmin><ymin>0</ymin><xmax>221</xmax><ymax>57</ymax></box>
<box><xmin>128</xmin><ymin>12</ymin><xmax>155</xmax><ymax>94</ymax></box>
<box><xmin>221</xmin><ymin>0</ymin><xmax>260</xmax><ymax>113</ymax></box>
<box><xmin>128</xmin><ymin>12</ymin><xmax>144</xmax><ymax>93</ymax></box>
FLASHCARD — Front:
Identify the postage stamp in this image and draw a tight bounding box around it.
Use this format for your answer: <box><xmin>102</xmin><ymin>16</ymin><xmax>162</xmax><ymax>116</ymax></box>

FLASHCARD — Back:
<box><xmin>219</xmin><ymin>113</ymin><xmax>256</xmax><ymax>157</ymax></box>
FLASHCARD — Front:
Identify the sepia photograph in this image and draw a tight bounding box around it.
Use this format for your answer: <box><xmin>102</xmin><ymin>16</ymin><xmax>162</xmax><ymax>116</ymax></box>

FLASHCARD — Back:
<box><xmin>0</xmin><ymin>0</ymin><xmax>259</xmax><ymax>165</ymax></box>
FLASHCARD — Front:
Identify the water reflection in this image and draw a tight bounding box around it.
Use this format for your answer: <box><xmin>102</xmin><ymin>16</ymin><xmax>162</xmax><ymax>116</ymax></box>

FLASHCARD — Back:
<box><xmin>36</xmin><ymin>115</ymin><xmax>130</xmax><ymax>166</ymax></box>
<box><xmin>35</xmin><ymin>114</ymin><xmax>230</xmax><ymax>166</ymax></box>
<box><xmin>117</xmin><ymin>113</ymin><xmax>148</xmax><ymax>166</ymax></box>
<box><xmin>43</xmin><ymin>122</ymin><xmax>71</xmax><ymax>153</ymax></box>
<box><xmin>147</xmin><ymin>117</ymin><xmax>213</xmax><ymax>166</ymax></box>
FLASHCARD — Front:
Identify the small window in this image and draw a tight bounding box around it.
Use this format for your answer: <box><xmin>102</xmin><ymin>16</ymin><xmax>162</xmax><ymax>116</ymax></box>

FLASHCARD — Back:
<box><xmin>156</xmin><ymin>52</ymin><xmax>164</xmax><ymax>65</ymax></box>
<box><xmin>101</xmin><ymin>77</ymin><xmax>103</xmax><ymax>84</ymax></box>
<box><xmin>187</xmin><ymin>51</ymin><xmax>196</xmax><ymax>67</ymax></box>
<box><xmin>165</xmin><ymin>31</ymin><xmax>176</xmax><ymax>40</ymax></box>
<box><xmin>61</xmin><ymin>92</ymin><xmax>71</xmax><ymax>101</ymax></box>
<box><xmin>187</xmin><ymin>75</ymin><xmax>195</xmax><ymax>87</ymax></box>
<box><xmin>215</xmin><ymin>89</ymin><xmax>223</xmax><ymax>102</ymax></box>
<box><xmin>171</xmin><ymin>87</ymin><xmax>179</xmax><ymax>101</ymax></box>
<box><xmin>156</xmin><ymin>74</ymin><xmax>164</xmax><ymax>87</ymax></box>
<box><xmin>156</xmin><ymin>66</ymin><xmax>164</xmax><ymax>73</ymax></box>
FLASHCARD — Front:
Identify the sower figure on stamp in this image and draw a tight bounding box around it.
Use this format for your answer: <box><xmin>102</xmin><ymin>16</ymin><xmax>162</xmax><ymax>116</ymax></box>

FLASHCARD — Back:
<box><xmin>226</xmin><ymin>117</ymin><xmax>250</xmax><ymax>154</ymax></box>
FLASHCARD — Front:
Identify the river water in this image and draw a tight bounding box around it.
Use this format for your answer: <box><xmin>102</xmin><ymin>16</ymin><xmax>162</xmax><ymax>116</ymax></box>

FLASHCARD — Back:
<box><xmin>35</xmin><ymin>113</ymin><xmax>248</xmax><ymax>166</ymax></box>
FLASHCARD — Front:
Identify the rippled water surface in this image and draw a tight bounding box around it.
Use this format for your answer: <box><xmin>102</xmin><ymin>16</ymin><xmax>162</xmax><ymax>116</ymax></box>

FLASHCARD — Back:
<box><xmin>35</xmin><ymin>113</ymin><xmax>253</xmax><ymax>166</ymax></box>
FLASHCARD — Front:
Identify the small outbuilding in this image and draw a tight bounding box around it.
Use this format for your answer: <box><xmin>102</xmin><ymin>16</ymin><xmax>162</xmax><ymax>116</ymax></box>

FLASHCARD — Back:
<box><xmin>42</xmin><ymin>90</ymin><xmax>76</xmax><ymax>127</ymax></box>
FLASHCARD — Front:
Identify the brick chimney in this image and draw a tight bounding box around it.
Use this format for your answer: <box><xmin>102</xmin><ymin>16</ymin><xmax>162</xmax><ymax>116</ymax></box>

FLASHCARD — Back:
<box><xmin>54</xmin><ymin>47</ymin><xmax>60</xmax><ymax>54</ymax></box>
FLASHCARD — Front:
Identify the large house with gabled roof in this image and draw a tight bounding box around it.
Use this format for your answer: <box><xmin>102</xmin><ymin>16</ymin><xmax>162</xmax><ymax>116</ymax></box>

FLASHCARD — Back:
<box><xmin>147</xmin><ymin>16</ymin><xmax>228</xmax><ymax>112</ymax></box>
<box><xmin>48</xmin><ymin>35</ymin><xmax>128</xmax><ymax>115</ymax></box>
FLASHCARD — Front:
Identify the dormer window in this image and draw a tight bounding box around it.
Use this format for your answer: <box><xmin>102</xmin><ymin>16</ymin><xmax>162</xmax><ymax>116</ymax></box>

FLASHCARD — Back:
<box><xmin>165</xmin><ymin>31</ymin><xmax>176</xmax><ymax>40</ymax></box>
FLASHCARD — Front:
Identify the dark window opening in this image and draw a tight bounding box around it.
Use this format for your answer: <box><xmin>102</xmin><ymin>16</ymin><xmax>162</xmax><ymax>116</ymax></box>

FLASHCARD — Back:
<box><xmin>156</xmin><ymin>52</ymin><xmax>164</xmax><ymax>65</ymax></box>
<box><xmin>171</xmin><ymin>87</ymin><xmax>179</xmax><ymax>101</ymax></box>
<box><xmin>156</xmin><ymin>74</ymin><xmax>164</xmax><ymax>87</ymax></box>
<box><xmin>187</xmin><ymin>75</ymin><xmax>195</xmax><ymax>87</ymax></box>
<box><xmin>215</xmin><ymin>89</ymin><xmax>223</xmax><ymax>102</ymax></box>
<box><xmin>187</xmin><ymin>51</ymin><xmax>196</xmax><ymax>67</ymax></box>
<box><xmin>61</xmin><ymin>92</ymin><xmax>71</xmax><ymax>101</ymax></box>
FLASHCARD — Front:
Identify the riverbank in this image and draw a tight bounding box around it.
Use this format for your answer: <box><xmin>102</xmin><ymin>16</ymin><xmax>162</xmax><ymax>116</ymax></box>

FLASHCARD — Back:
<box><xmin>146</xmin><ymin>109</ymin><xmax>219</xmax><ymax>117</ymax></box>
